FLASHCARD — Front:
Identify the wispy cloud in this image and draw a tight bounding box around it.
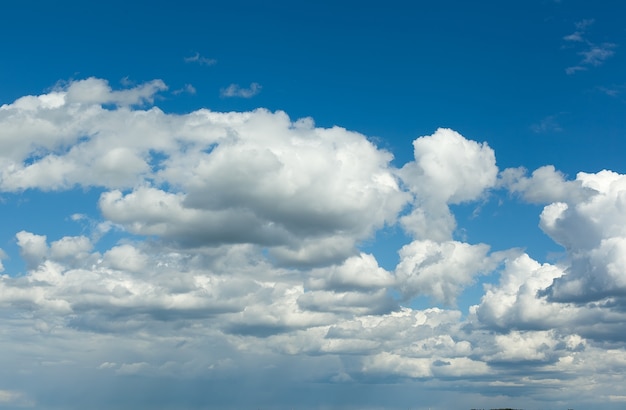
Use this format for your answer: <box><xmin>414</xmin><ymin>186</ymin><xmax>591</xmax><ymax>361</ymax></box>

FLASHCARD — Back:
<box><xmin>580</xmin><ymin>43</ymin><xmax>617</xmax><ymax>66</ymax></box>
<box><xmin>563</xmin><ymin>19</ymin><xmax>617</xmax><ymax>74</ymax></box>
<box><xmin>220</xmin><ymin>82</ymin><xmax>262</xmax><ymax>98</ymax></box>
<box><xmin>531</xmin><ymin>114</ymin><xmax>564</xmax><ymax>133</ymax></box>
<box><xmin>563</xmin><ymin>19</ymin><xmax>594</xmax><ymax>43</ymax></box>
<box><xmin>172</xmin><ymin>84</ymin><xmax>197</xmax><ymax>95</ymax></box>
<box><xmin>595</xmin><ymin>84</ymin><xmax>626</xmax><ymax>97</ymax></box>
<box><xmin>184</xmin><ymin>52</ymin><xmax>216</xmax><ymax>66</ymax></box>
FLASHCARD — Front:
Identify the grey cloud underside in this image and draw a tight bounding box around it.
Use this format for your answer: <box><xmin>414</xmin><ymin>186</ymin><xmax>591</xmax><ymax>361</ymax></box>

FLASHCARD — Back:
<box><xmin>1</xmin><ymin>78</ymin><xmax>626</xmax><ymax>409</ymax></box>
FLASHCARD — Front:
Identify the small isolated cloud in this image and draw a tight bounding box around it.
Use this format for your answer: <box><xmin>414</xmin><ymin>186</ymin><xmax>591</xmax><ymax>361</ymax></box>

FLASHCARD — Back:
<box><xmin>579</xmin><ymin>43</ymin><xmax>617</xmax><ymax>66</ymax></box>
<box><xmin>565</xmin><ymin>65</ymin><xmax>587</xmax><ymax>75</ymax></box>
<box><xmin>563</xmin><ymin>19</ymin><xmax>617</xmax><ymax>74</ymax></box>
<box><xmin>172</xmin><ymin>84</ymin><xmax>196</xmax><ymax>95</ymax></box>
<box><xmin>563</xmin><ymin>19</ymin><xmax>595</xmax><ymax>42</ymax></box>
<box><xmin>531</xmin><ymin>114</ymin><xmax>563</xmax><ymax>134</ymax></box>
<box><xmin>220</xmin><ymin>82</ymin><xmax>262</xmax><ymax>98</ymax></box>
<box><xmin>0</xmin><ymin>389</ymin><xmax>34</xmax><ymax>407</ymax></box>
<box><xmin>595</xmin><ymin>84</ymin><xmax>626</xmax><ymax>97</ymax></box>
<box><xmin>184</xmin><ymin>52</ymin><xmax>216</xmax><ymax>66</ymax></box>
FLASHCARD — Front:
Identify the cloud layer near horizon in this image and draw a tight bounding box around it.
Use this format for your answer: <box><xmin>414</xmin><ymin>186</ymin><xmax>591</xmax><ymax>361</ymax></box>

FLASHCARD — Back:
<box><xmin>1</xmin><ymin>78</ymin><xmax>626</xmax><ymax>409</ymax></box>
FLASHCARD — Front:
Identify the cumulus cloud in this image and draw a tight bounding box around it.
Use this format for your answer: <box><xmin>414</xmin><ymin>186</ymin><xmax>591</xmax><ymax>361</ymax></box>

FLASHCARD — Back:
<box><xmin>539</xmin><ymin>171</ymin><xmax>626</xmax><ymax>302</ymax></box>
<box><xmin>1</xmin><ymin>80</ymin><xmax>408</xmax><ymax>265</ymax></box>
<box><xmin>500</xmin><ymin>165</ymin><xmax>595</xmax><ymax>204</ymax></box>
<box><xmin>395</xmin><ymin>240</ymin><xmax>500</xmax><ymax>305</ymax></box>
<box><xmin>480</xmin><ymin>168</ymin><xmax>626</xmax><ymax>340</ymax></box>
<box><xmin>398</xmin><ymin>128</ymin><xmax>498</xmax><ymax>240</ymax></box>
<box><xmin>3</xmin><ymin>78</ymin><xmax>626</xmax><ymax>409</ymax></box>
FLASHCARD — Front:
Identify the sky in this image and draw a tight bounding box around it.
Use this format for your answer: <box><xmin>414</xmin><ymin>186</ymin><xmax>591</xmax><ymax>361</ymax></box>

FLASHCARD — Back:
<box><xmin>1</xmin><ymin>0</ymin><xmax>626</xmax><ymax>409</ymax></box>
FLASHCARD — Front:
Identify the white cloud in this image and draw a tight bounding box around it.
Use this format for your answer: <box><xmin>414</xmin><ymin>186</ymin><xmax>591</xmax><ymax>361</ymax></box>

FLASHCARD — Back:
<box><xmin>183</xmin><ymin>52</ymin><xmax>216</xmax><ymax>66</ymax></box>
<box><xmin>395</xmin><ymin>240</ymin><xmax>499</xmax><ymax>305</ymax></box>
<box><xmin>16</xmin><ymin>231</ymin><xmax>49</xmax><ymax>270</ymax></box>
<box><xmin>398</xmin><ymin>128</ymin><xmax>497</xmax><ymax>241</ymax></box>
<box><xmin>563</xmin><ymin>19</ymin><xmax>617</xmax><ymax>74</ymax></box>
<box><xmin>306</xmin><ymin>253</ymin><xmax>394</xmax><ymax>291</ymax></box>
<box><xmin>0</xmin><ymin>248</ymin><xmax>6</xmax><ymax>272</ymax></box>
<box><xmin>500</xmin><ymin>165</ymin><xmax>595</xmax><ymax>204</ymax></box>
<box><xmin>3</xmin><ymin>78</ymin><xmax>626</xmax><ymax>410</ymax></box>
<box><xmin>580</xmin><ymin>43</ymin><xmax>617</xmax><ymax>66</ymax></box>
<box><xmin>220</xmin><ymin>82</ymin><xmax>262</xmax><ymax>98</ymax></box>
<box><xmin>63</xmin><ymin>77</ymin><xmax>167</xmax><ymax>106</ymax></box>
<box><xmin>477</xmin><ymin>168</ymin><xmax>626</xmax><ymax>341</ymax></box>
<box><xmin>172</xmin><ymin>83</ymin><xmax>197</xmax><ymax>95</ymax></box>
<box><xmin>563</xmin><ymin>19</ymin><xmax>594</xmax><ymax>42</ymax></box>
<box><xmin>530</xmin><ymin>114</ymin><xmax>563</xmax><ymax>133</ymax></box>
<box><xmin>0</xmin><ymin>389</ymin><xmax>34</xmax><ymax>407</ymax></box>
<box><xmin>1</xmin><ymin>80</ymin><xmax>408</xmax><ymax>265</ymax></box>
<box><xmin>539</xmin><ymin>171</ymin><xmax>626</xmax><ymax>302</ymax></box>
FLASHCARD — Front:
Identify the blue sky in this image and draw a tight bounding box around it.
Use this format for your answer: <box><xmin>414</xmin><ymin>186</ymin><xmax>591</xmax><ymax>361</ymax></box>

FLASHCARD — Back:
<box><xmin>1</xmin><ymin>1</ymin><xmax>626</xmax><ymax>409</ymax></box>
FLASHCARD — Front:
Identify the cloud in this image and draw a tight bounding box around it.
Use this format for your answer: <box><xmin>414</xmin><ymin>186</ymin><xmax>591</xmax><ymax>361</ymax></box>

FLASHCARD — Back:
<box><xmin>563</xmin><ymin>19</ymin><xmax>595</xmax><ymax>43</ymax></box>
<box><xmin>485</xmin><ymin>168</ymin><xmax>626</xmax><ymax>342</ymax></box>
<box><xmin>579</xmin><ymin>43</ymin><xmax>617</xmax><ymax>66</ymax></box>
<box><xmin>539</xmin><ymin>171</ymin><xmax>626</xmax><ymax>303</ymax></box>
<box><xmin>530</xmin><ymin>114</ymin><xmax>563</xmax><ymax>133</ymax></box>
<box><xmin>220</xmin><ymin>82</ymin><xmax>262</xmax><ymax>98</ymax></box>
<box><xmin>0</xmin><ymin>248</ymin><xmax>5</xmax><ymax>272</ymax></box>
<box><xmin>172</xmin><ymin>83</ymin><xmax>197</xmax><ymax>95</ymax></box>
<box><xmin>3</xmin><ymin>78</ymin><xmax>626</xmax><ymax>409</ymax></box>
<box><xmin>0</xmin><ymin>389</ymin><xmax>34</xmax><ymax>407</ymax></box>
<box><xmin>595</xmin><ymin>84</ymin><xmax>626</xmax><ymax>97</ymax></box>
<box><xmin>398</xmin><ymin>128</ymin><xmax>498</xmax><ymax>241</ymax></box>
<box><xmin>183</xmin><ymin>52</ymin><xmax>216</xmax><ymax>66</ymax></box>
<box><xmin>395</xmin><ymin>240</ymin><xmax>500</xmax><ymax>305</ymax></box>
<box><xmin>499</xmin><ymin>165</ymin><xmax>595</xmax><ymax>204</ymax></box>
<box><xmin>563</xmin><ymin>19</ymin><xmax>617</xmax><ymax>74</ymax></box>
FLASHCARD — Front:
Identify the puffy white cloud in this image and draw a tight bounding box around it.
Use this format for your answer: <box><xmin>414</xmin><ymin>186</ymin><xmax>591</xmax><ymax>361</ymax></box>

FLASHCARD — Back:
<box><xmin>537</xmin><ymin>171</ymin><xmax>626</xmax><ymax>302</ymax></box>
<box><xmin>395</xmin><ymin>240</ymin><xmax>499</xmax><ymax>305</ymax></box>
<box><xmin>401</xmin><ymin>128</ymin><xmax>498</xmax><ymax>204</ymax></box>
<box><xmin>99</xmin><ymin>115</ymin><xmax>406</xmax><ymax>263</ymax></box>
<box><xmin>399</xmin><ymin>128</ymin><xmax>497</xmax><ymax>240</ymax></box>
<box><xmin>4</xmin><ymin>78</ymin><xmax>626</xmax><ymax>410</ymax></box>
<box><xmin>16</xmin><ymin>231</ymin><xmax>48</xmax><ymax>270</ymax></box>
<box><xmin>500</xmin><ymin>165</ymin><xmax>594</xmax><ymax>204</ymax></box>
<box><xmin>0</xmin><ymin>80</ymin><xmax>409</xmax><ymax>264</ymax></box>
<box><xmin>306</xmin><ymin>253</ymin><xmax>394</xmax><ymax>291</ymax></box>
<box><xmin>474</xmin><ymin>253</ymin><xmax>568</xmax><ymax>331</ymax></box>
<box><xmin>63</xmin><ymin>77</ymin><xmax>167</xmax><ymax>106</ymax></box>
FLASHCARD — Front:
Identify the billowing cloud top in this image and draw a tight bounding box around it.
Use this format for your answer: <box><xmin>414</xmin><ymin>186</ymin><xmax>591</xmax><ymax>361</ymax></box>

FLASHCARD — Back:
<box><xmin>1</xmin><ymin>78</ymin><xmax>626</xmax><ymax>410</ymax></box>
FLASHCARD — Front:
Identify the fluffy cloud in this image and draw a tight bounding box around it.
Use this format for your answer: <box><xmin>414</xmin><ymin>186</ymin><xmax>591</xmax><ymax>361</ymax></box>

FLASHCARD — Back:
<box><xmin>395</xmin><ymin>240</ymin><xmax>499</xmax><ymax>305</ymax></box>
<box><xmin>3</xmin><ymin>78</ymin><xmax>626</xmax><ymax>409</ymax></box>
<box><xmin>500</xmin><ymin>165</ymin><xmax>594</xmax><ymax>204</ymax></box>
<box><xmin>399</xmin><ymin>128</ymin><xmax>498</xmax><ymax>241</ymax></box>
<box><xmin>540</xmin><ymin>171</ymin><xmax>626</xmax><ymax>303</ymax></box>
<box><xmin>1</xmin><ymin>79</ymin><xmax>408</xmax><ymax>265</ymax></box>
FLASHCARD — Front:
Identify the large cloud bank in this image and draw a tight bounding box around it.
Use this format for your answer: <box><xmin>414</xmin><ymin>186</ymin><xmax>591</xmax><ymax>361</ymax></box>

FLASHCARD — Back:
<box><xmin>1</xmin><ymin>78</ymin><xmax>626</xmax><ymax>409</ymax></box>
